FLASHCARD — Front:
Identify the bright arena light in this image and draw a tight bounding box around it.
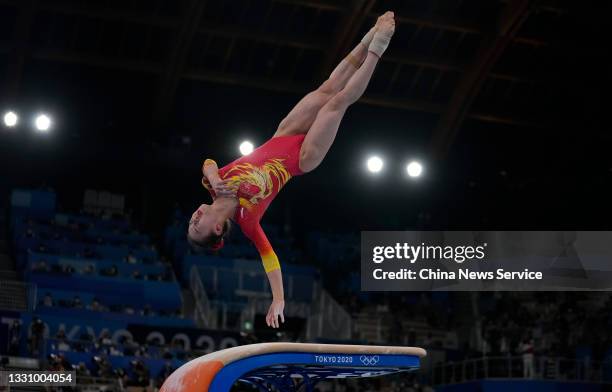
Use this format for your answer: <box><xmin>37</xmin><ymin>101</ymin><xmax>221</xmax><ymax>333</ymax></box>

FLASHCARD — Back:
<box><xmin>34</xmin><ymin>114</ymin><xmax>52</xmax><ymax>132</ymax></box>
<box><xmin>3</xmin><ymin>111</ymin><xmax>18</xmax><ymax>127</ymax></box>
<box><xmin>239</xmin><ymin>140</ymin><xmax>254</xmax><ymax>156</ymax></box>
<box><xmin>366</xmin><ymin>156</ymin><xmax>384</xmax><ymax>174</ymax></box>
<box><xmin>406</xmin><ymin>161</ymin><xmax>423</xmax><ymax>178</ymax></box>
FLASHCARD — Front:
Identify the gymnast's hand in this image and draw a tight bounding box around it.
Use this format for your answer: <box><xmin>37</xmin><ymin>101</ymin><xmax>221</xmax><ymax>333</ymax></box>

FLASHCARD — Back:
<box><xmin>210</xmin><ymin>178</ymin><xmax>237</xmax><ymax>198</ymax></box>
<box><xmin>266</xmin><ymin>298</ymin><xmax>285</xmax><ymax>328</ymax></box>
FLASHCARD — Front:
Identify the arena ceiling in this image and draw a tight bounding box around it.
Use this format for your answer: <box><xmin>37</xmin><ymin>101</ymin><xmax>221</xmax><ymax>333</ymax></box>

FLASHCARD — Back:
<box><xmin>0</xmin><ymin>0</ymin><xmax>609</xmax><ymax>228</ymax></box>
<box><xmin>1</xmin><ymin>1</ymin><xmax>606</xmax><ymax>153</ymax></box>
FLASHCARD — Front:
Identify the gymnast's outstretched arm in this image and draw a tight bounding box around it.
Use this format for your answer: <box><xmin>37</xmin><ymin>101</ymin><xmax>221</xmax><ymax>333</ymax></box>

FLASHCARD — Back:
<box><xmin>265</xmin><ymin>269</ymin><xmax>285</xmax><ymax>328</ymax></box>
<box><xmin>239</xmin><ymin>220</ymin><xmax>285</xmax><ymax>328</ymax></box>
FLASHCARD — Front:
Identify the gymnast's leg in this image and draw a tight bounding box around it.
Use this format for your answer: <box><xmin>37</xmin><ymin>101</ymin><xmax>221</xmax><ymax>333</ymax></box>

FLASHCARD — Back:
<box><xmin>299</xmin><ymin>12</ymin><xmax>395</xmax><ymax>173</ymax></box>
<box><xmin>273</xmin><ymin>22</ymin><xmax>380</xmax><ymax>138</ymax></box>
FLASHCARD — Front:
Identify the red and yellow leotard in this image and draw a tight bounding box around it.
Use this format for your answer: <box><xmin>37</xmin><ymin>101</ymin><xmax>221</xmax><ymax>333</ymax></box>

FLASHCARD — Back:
<box><xmin>202</xmin><ymin>134</ymin><xmax>306</xmax><ymax>273</ymax></box>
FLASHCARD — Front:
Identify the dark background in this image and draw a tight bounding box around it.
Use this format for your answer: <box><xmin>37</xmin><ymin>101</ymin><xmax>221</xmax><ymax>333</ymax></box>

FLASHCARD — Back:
<box><xmin>0</xmin><ymin>0</ymin><xmax>610</xmax><ymax>234</ymax></box>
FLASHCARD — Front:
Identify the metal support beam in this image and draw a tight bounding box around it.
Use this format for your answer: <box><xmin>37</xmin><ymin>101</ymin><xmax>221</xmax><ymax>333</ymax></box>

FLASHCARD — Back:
<box><xmin>0</xmin><ymin>0</ymin><xmax>555</xmax><ymax>47</ymax></box>
<box><xmin>0</xmin><ymin>0</ymin><xmax>551</xmax><ymax>66</ymax></box>
<box><xmin>368</xmin><ymin>11</ymin><xmax>548</xmax><ymax>47</ymax></box>
<box><xmin>2</xmin><ymin>1</ymin><xmax>325</xmax><ymax>51</ymax></box>
<box><xmin>273</xmin><ymin>0</ymin><xmax>343</xmax><ymax>12</ymax></box>
<box><xmin>430</xmin><ymin>0</ymin><xmax>533</xmax><ymax>159</ymax></box>
<box><xmin>151</xmin><ymin>0</ymin><xmax>207</xmax><ymax>130</ymax></box>
<box><xmin>24</xmin><ymin>47</ymin><xmax>540</xmax><ymax>128</ymax></box>
<box><xmin>198</xmin><ymin>23</ymin><xmax>324</xmax><ymax>51</ymax></box>
<box><xmin>185</xmin><ymin>68</ymin><xmax>541</xmax><ymax>127</ymax></box>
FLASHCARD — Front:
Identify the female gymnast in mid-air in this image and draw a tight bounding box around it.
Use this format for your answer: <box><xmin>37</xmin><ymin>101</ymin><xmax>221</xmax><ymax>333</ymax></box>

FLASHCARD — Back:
<box><xmin>188</xmin><ymin>11</ymin><xmax>396</xmax><ymax>328</ymax></box>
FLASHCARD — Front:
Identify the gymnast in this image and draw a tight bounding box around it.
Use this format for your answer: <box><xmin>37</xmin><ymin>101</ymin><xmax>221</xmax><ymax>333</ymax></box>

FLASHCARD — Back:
<box><xmin>188</xmin><ymin>11</ymin><xmax>396</xmax><ymax>328</ymax></box>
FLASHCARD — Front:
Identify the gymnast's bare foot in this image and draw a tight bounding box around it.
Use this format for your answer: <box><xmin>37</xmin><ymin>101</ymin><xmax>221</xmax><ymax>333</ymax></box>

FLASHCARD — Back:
<box><xmin>370</xmin><ymin>11</ymin><xmax>395</xmax><ymax>57</ymax></box>
<box><xmin>377</xmin><ymin>11</ymin><xmax>395</xmax><ymax>37</ymax></box>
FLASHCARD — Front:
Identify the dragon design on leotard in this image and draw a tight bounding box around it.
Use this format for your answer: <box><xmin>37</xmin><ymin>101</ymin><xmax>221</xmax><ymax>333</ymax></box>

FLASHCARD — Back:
<box><xmin>222</xmin><ymin>159</ymin><xmax>291</xmax><ymax>210</ymax></box>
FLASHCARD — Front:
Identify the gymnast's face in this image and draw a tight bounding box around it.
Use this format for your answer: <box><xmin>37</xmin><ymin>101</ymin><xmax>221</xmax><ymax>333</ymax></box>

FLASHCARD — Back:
<box><xmin>188</xmin><ymin>204</ymin><xmax>223</xmax><ymax>243</ymax></box>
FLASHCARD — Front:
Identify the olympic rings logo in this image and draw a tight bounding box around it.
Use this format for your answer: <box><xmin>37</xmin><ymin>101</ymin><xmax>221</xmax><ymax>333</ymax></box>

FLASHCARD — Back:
<box><xmin>359</xmin><ymin>355</ymin><xmax>380</xmax><ymax>366</ymax></box>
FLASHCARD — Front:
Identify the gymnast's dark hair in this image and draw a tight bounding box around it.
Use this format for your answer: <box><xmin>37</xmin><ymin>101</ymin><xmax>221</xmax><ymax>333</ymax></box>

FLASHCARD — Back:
<box><xmin>187</xmin><ymin>219</ymin><xmax>231</xmax><ymax>253</ymax></box>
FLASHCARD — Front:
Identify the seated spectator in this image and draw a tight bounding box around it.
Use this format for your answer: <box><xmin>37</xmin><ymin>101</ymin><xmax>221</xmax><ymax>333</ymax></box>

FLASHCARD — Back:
<box><xmin>75</xmin><ymin>362</ymin><xmax>90</xmax><ymax>377</ymax></box>
<box><xmin>55</xmin><ymin>329</ymin><xmax>66</xmax><ymax>340</ymax></box>
<box><xmin>161</xmin><ymin>347</ymin><xmax>173</xmax><ymax>360</ymax></box>
<box><xmin>115</xmin><ymin>367</ymin><xmax>130</xmax><ymax>387</ymax></box>
<box><xmin>147</xmin><ymin>336</ymin><xmax>163</xmax><ymax>347</ymax></box>
<box><xmin>83</xmin><ymin>264</ymin><xmax>95</xmax><ymax>275</ymax></box>
<box><xmin>83</xmin><ymin>248</ymin><xmax>96</xmax><ymax>258</ymax></box>
<box><xmin>171</xmin><ymin>338</ymin><xmax>187</xmax><ymax>361</ymax></box>
<box><xmin>71</xmin><ymin>340</ymin><xmax>88</xmax><ymax>353</ymax></box>
<box><xmin>79</xmin><ymin>331</ymin><xmax>94</xmax><ymax>342</ymax></box>
<box><xmin>57</xmin><ymin>338</ymin><xmax>70</xmax><ymax>352</ymax></box>
<box><xmin>57</xmin><ymin>354</ymin><xmax>71</xmax><ymax>371</ymax></box>
<box><xmin>62</xmin><ymin>264</ymin><xmax>75</xmax><ymax>274</ymax></box>
<box><xmin>47</xmin><ymin>353</ymin><xmax>71</xmax><ymax>371</ymax></box>
<box><xmin>132</xmin><ymin>270</ymin><xmax>143</xmax><ymax>280</ymax></box>
<box><xmin>98</xmin><ymin>330</ymin><xmax>112</xmax><ymax>347</ymax></box>
<box><xmin>72</xmin><ymin>296</ymin><xmax>83</xmax><ymax>308</ymax></box>
<box><xmin>109</xmin><ymin>345</ymin><xmax>123</xmax><ymax>356</ymax></box>
<box><xmin>146</xmin><ymin>344</ymin><xmax>160</xmax><ymax>358</ymax></box>
<box><xmin>124</xmin><ymin>306</ymin><xmax>135</xmax><ymax>315</ymax></box>
<box><xmin>125</xmin><ymin>252</ymin><xmax>139</xmax><ymax>264</ymax></box>
<box><xmin>157</xmin><ymin>361</ymin><xmax>175</xmax><ymax>388</ymax></box>
<box><xmin>135</xmin><ymin>344</ymin><xmax>149</xmax><ymax>358</ymax></box>
<box><xmin>141</xmin><ymin>305</ymin><xmax>152</xmax><ymax>316</ymax></box>
<box><xmin>121</xmin><ymin>337</ymin><xmax>140</xmax><ymax>356</ymax></box>
<box><xmin>100</xmin><ymin>264</ymin><xmax>118</xmax><ymax>277</ymax></box>
<box><xmin>129</xmin><ymin>359</ymin><xmax>150</xmax><ymax>387</ymax></box>
<box><xmin>88</xmin><ymin>298</ymin><xmax>101</xmax><ymax>312</ymax></box>
<box><xmin>92</xmin><ymin>355</ymin><xmax>114</xmax><ymax>378</ymax></box>
<box><xmin>42</xmin><ymin>292</ymin><xmax>53</xmax><ymax>307</ymax></box>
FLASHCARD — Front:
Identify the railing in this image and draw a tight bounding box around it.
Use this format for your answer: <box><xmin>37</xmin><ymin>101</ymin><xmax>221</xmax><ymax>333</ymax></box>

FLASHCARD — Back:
<box><xmin>190</xmin><ymin>265</ymin><xmax>213</xmax><ymax>328</ymax></box>
<box><xmin>306</xmin><ymin>285</ymin><xmax>352</xmax><ymax>341</ymax></box>
<box><xmin>430</xmin><ymin>355</ymin><xmax>612</xmax><ymax>385</ymax></box>
<box><xmin>189</xmin><ymin>264</ymin><xmax>318</xmax><ymax>331</ymax></box>
<box><xmin>194</xmin><ymin>265</ymin><xmax>313</xmax><ymax>302</ymax></box>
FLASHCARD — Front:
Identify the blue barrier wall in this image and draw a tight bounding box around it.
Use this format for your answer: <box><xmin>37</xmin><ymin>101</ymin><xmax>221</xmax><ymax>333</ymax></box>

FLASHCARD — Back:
<box><xmin>34</xmin><ymin>307</ymin><xmax>193</xmax><ymax>328</ymax></box>
<box><xmin>27</xmin><ymin>252</ymin><xmax>167</xmax><ymax>277</ymax></box>
<box><xmin>11</xmin><ymin>220</ymin><xmax>149</xmax><ymax>247</ymax></box>
<box><xmin>14</xmin><ymin>237</ymin><xmax>156</xmax><ymax>263</ymax></box>
<box><xmin>27</xmin><ymin>272</ymin><xmax>182</xmax><ymax>310</ymax></box>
